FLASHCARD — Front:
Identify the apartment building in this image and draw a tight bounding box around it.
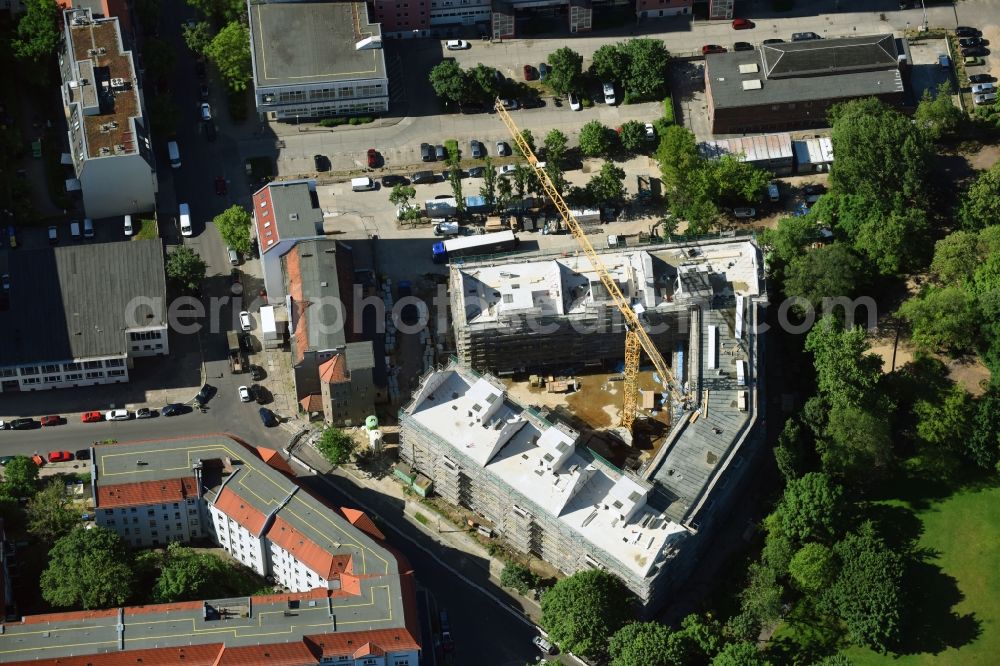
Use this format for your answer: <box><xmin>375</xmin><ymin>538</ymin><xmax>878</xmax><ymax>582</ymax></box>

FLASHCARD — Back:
<box><xmin>249</xmin><ymin>0</ymin><xmax>389</xmax><ymax>119</ymax></box>
<box><xmin>60</xmin><ymin>7</ymin><xmax>156</xmax><ymax>219</ymax></box>
<box><xmin>65</xmin><ymin>435</ymin><xmax>422</xmax><ymax>666</ymax></box>
<box><xmin>449</xmin><ymin>247</ymin><xmax>700</xmax><ymax>374</ymax></box>
<box><xmin>0</xmin><ymin>240</ymin><xmax>167</xmax><ymax>394</ymax></box>
<box><xmin>402</xmin><ymin>239</ymin><xmax>767</xmax><ymax>610</ymax></box>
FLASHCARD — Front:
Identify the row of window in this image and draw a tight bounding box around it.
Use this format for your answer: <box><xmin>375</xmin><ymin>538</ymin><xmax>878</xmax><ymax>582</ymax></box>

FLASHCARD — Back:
<box><xmin>18</xmin><ymin>358</ymin><xmax>123</xmax><ymax>376</ymax></box>
<box><xmin>129</xmin><ymin>330</ymin><xmax>164</xmax><ymax>342</ymax></box>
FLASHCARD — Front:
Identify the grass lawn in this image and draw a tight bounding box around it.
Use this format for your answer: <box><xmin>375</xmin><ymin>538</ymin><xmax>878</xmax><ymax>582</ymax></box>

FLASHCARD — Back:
<box><xmin>132</xmin><ymin>218</ymin><xmax>159</xmax><ymax>241</ymax></box>
<box><xmin>770</xmin><ymin>482</ymin><xmax>1000</xmax><ymax>664</ymax></box>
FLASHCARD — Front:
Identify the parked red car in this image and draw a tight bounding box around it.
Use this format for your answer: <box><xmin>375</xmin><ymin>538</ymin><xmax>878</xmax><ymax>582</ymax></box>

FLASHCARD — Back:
<box><xmin>214</xmin><ymin>176</ymin><xmax>227</xmax><ymax>196</ymax></box>
<box><xmin>81</xmin><ymin>411</ymin><xmax>103</xmax><ymax>423</ymax></box>
<box><xmin>702</xmin><ymin>44</ymin><xmax>727</xmax><ymax>55</ymax></box>
<box><xmin>732</xmin><ymin>18</ymin><xmax>754</xmax><ymax>30</ymax></box>
<box><xmin>523</xmin><ymin>64</ymin><xmax>536</xmax><ymax>81</ymax></box>
<box><xmin>367</xmin><ymin>148</ymin><xmax>378</xmax><ymax>168</ymax></box>
<box><xmin>48</xmin><ymin>451</ymin><xmax>73</xmax><ymax>463</ymax></box>
<box><xmin>40</xmin><ymin>415</ymin><xmax>62</xmax><ymax>426</ymax></box>
<box><xmin>32</xmin><ymin>454</ymin><xmax>45</xmax><ymax>467</ymax></box>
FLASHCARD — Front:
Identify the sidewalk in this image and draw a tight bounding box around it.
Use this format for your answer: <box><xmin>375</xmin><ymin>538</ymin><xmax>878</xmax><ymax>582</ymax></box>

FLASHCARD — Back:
<box><xmin>288</xmin><ymin>437</ymin><xmax>545</xmax><ymax>626</ymax></box>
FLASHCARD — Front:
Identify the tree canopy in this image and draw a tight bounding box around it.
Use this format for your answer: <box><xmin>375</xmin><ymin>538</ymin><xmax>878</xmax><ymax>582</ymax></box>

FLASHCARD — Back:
<box><xmin>165</xmin><ymin>246</ymin><xmax>206</xmax><ymax>295</ymax></box>
<box><xmin>205</xmin><ymin>22</ymin><xmax>252</xmax><ymax>92</ymax></box>
<box><xmin>41</xmin><ymin>527</ymin><xmax>135</xmax><ymax>609</ymax></box>
<box><xmin>914</xmin><ymin>82</ymin><xmax>963</xmax><ymax>141</ymax></box>
<box><xmin>498</xmin><ymin>562</ymin><xmax>539</xmax><ymax>595</ymax></box>
<box><xmin>899</xmin><ymin>284</ymin><xmax>978</xmax><ymax>353</ymax></box>
<box><xmin>182</xmin><ymin>20</ymin><xmax>213</xmax><ymax>55</ymax></box>
<box><xmin>783</xmin><ymin>241</ymin><xmax>865</xmax><ymax>313</ymax></box>
<box><xmin>316</xmin><ymin>427</ymin><xmax>356</xmax><ymax>465</ymax></box>
<box><xmin>578</xmin><ymin>121</ymin><xmax>612</xmax><ymax>158</ymax></box>
<box><xmin>958</xmin><ymin>161</ymin><xmax>1000</xmax><ymax>230</ymax></box>
<box><xmin>804</xmin><ymin>316</ymin><xmax>884</xmax><ymax>412</ymax></box>
<box><xmin>214</xmin><ymin>205</ymin><xmax>253</xmax><ymax>255</ymax></box>
<box><xmin>540</xmin><ymin>569</ymin><xmax>635</xmax><ymax>658</ymax></box>
<box><xmin>153</xmin><ymin>543</ymin><xmax>229</xmax><ymax>602</ymax></box>
<box><xmin>12</xmin><ymin>0</ymin><xmax>60</xmax><ymax>63</ymax></box>
<box><xmin>768</xmin><ymin>472</ymin><xmax>844</xmax><ymax>544</ymax></box>
<box><xmin>788</xmin><ymin>542</ymin><xmax>837</xmax><ymax>593</ymax></box>
<box><xmin>0</xmin><ymin>455</ymin><xmax>39</xmax><ymax>499</ymax></box>
<box><xmin>590</xmin><ymin>44</ymin><xmax>628</xmax><ymax>82</ymax></box>
<box><xmin>142</xmin><ymin>38</ymin><xmax>176</xmax><ymax>83</ymax></box>
<box><xmin>609</xmin><ymin>621</ymin><xmax>691</xmax><ymax>666</ymax></box>
<box><xmin>620</xmin><ymin>39</ymin><xmax>671</xmax><ymax>102</ymax></box>
<box><xmin>619</xmin><ymin>120</ymin><xmax>648</xmax><ymax>153</ymax></box>
<box><xmin>26</xmin><ymin>480</ymin><xmax>80</xmax><ymax>544</ymax></box>
<box><xmin>547</xmin><ymin>47</ymin><xmax>583</xmax><ymax>95</ymax></box>
<box><xmin>588</xmin><ymin>161</ymin><xmax>627</xmax><ymax>204</ymax></box>
<box><xmin>428</xmin><ymin>60</ymin><xmax>467</xmax><ymax>106</ymax></box>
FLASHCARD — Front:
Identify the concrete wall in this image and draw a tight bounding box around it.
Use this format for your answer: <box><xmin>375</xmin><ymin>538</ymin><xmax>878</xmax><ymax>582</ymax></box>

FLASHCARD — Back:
<box><xmin>79</xmin><ymin>152</ymin><xmax>156</xmax><ymax>219</ymax></box>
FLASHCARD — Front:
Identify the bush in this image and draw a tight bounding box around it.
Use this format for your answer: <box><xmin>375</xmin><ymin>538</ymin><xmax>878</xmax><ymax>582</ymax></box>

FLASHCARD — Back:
<box><xmin>348</xmin><ymin>116</ymin><xmax>375</xmax><ymax>125</ymax></box>
<box><xmin>315</xmin><ymin>426</ymin><xmax>356</xmax><ymax>465</ymax></box>
<box><xmin>581</xmin><ymin>96</ymin><xmax>594</xmax><ymax>108</ymax></box>
<box><xmin>500</xmin><ymin>562</ymin><xmax>540</xmax><ymax>595</ymax></box>
<box><xmin>663</xmin><ymin>96</ymin><xmax>675</xmax><ymax>125</ymax></box>
<box><xmin>319</xmin><ymin>117</ymin><xmax>348</xmax><ymax>127</ymax></box>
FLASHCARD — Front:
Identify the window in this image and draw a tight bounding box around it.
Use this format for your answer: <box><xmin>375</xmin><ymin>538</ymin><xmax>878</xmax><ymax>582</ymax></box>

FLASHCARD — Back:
<box><xmin>108</xmin><ymin>370</ymin><xmax>126</xmax><ymax>377</ymax></box>
<box><xmin>84</xmin><ymin>360</ymin><xmax>102</xmax><ymax>369</ymax></box>
<box><xmin>65</xmin><ymin>373</ymin><xmax>83</xmax><ymax>381</ymax></box>
<box><xmin>19</xmin><ymin>366</ymin><xmax>38</xmax><ymax>376</ymax></box>
<box><xmin>22</xmin><ymin>377</ymin><xmax>40</xmax><ymax>385</ymax></box>
<box><xmin>148</xmin><ymin>509</ymin><xmax>155</xmax><ymax>516</ymax></box>
<box><xmin>104</xmin><ymin>509</ymin><xmax>114</xmax><ymax>516</ymax></box>
<box><xmin>62</xmin><ymin>362</ymin><xmax>81</xmax><ymax>371</ymax></box>
<box><xmin>41</xmin><ymin>364</ymin><xmax>60</xmax><ymax>374</ymax></box>
<box><xmin>44</xmin><ymin>375</ymin><xmax>60</xmax><ymax>383</ymax></box>
<box><xmin>106</xmin><ymin>358</ymin><xmax>125</xmax><ymax>368</ymax></box>
<box><xmin>85</xmin><ymin>371</ymin><xmax>104</xmax><ymax>379</ymax></box>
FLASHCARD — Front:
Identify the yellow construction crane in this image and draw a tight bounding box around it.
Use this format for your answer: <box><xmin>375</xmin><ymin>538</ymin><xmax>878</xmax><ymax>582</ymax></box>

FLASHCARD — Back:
<box><xmin>493</xmin><ymin>99</ymin><xmax>682</xmax><ymax>431</ymax></box>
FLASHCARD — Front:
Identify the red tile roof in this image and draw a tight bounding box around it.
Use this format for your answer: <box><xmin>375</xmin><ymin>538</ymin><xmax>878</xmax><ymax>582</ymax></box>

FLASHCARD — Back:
<box><xmin>214</xmin><ymin>487</ymin><xmax>268</xmax><ymax>534</ymax></box>
<box><xmin>352</xmin><ymin>642</ymin><xmax>384</xmax><ymax>658</ymax></box>
<box><xmin>253</xmin><ymin>185</ymin><xmax>279</xmax><ymax>254</ymax></box>
<box><xmin>6</xmin><ymin>644</ymin><xmax>225</xmax><ymax>665</ymax></box>
<box><xmin>267</xmin><ymin>515</ymin><xmax>352</xmax><ymax>579</ymax></box>
<box><xmin>299</xmin><ymin>393</ymin><xmax>323</xmax><ymax>413</ymax></box>
<box><xmin>309</xmin><ymin>627</ymin><xmax>421</xmax><ymax>659</ymax></box>
<box><xmin>215</xmin><ymin>641</ymin><xmax>320</xmax><ymax>666</ymax></box>
<box><xmin>318</xmin><ymin>354</ymin><xmax>348</xmax><ymax>384</ymax></box>
<box><xmin>257</xmin><ymin>446</ymin><xmax>295</xmax><ymax>476</ymax></box>
<box><xmin>339</xmin><ymin>507</ymin><xmax>386</xmax><ymax>541</ymax></box>
<box><xmin>285</xmin><ymin>247</ymin><xmax>308</xmax><ymax>362</ymax></box>
<box><xmin>97</xmin><ymin>477</ymin><xmax>197</xmax><ymax>508</ymax></box>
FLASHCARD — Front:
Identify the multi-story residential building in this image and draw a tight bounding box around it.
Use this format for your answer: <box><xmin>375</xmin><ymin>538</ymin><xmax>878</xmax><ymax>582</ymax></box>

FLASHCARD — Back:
<box><xmin>374</xmin><ymin>0</ymin><xmax>691</xmax><ymax>38</ymax></box>
<box><xmin>252</xmin><ymin>179</ymin><xmax>325</xmax><ymax>301</ymax></box>
<box><xmin>249</xmin><ymin>0</ymin><xmax>389</xmax><ymax>119</ymax></box>
<box><xmin>60</xmin><ymin>7</ymin><xmax>156</xmax><ymax>219</ymax></box>
<box><xmin>706</xmin><ymin>34</ymin><xmax>906</xmax><ymax>134</ymax></box>
<box><xmin>0</xmin><ymin>240</ymin><xmax>167</xmax><ymax>394</ymax></box>
<box><xmin>57</xmin><ymin>434</ymin><xmax>422</xmax><ymax>666</ymax></box>
<box><xmin>402</xmin><ymin>238</ymin><xmax>766</xmax><ymax>610</ymax></box>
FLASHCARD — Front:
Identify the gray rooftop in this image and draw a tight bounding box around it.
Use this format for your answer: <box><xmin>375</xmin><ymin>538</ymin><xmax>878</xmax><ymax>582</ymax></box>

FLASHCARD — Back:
<box><xmin>284</xmin><ymin>239</ymin><xmax>355</xmax><ymax>357</ymax></box>
<box><xmin>706</xmin><ymin>34</ymin><xmax>904</xmax><ymax>109</ymax></box>
<box><xmin>250</xmin><ymin>0</ymin><xmax>386</xmax><ymax>89</ymax></box>
<box><xmin>0</xmin><ymin>240</ymin><xmax>165</xmax><ymax>367</ymax></box>
<box><xmin>266</xmin><ymin>180</ymin><xmax>324</xmax><ymax>244</ymax></box>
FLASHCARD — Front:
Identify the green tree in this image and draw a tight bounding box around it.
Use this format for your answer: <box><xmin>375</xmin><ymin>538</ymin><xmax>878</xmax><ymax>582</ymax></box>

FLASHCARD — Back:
<box><xmin>930</xmin><ymin>230</ymin><xmax>982</xmax><ymax>284</ymax></box>
<box><xmin>619</xmin><ymin>120</ymin><xmax>648</xmax><ymax>153</ymax></box>
<box><xmin>822</xmin><ymin>403</ymin><xmax>893</xmax><ymax>479</ymax></box>
<box><xmin>480</xmin><ymin>157</ymin><xmax>498</xmax><ymax>208</ymax></box>
<box><xmin>540</xmin><ymin>569</ymin><xmax>635</xmax><ymax>659</ymax></box>
<box><xmin>149</xmin><ymin>96</ymin><xmax>181</xmax><ymax>138</ymax></box>
<box><xmin>914</xmin><ymin>82</ymin><xmax>962</xmax><ymax>141</ymax></box>
<box><xmin>737</xmin><ymin>562</ymin><xmax>783</xmax><ymax>633</ymax></box>
<box><xmin>165</xmin><ymin>246</ymin><xmax>207</xmax><ymax>295</ymax></box>
<box><xmin>153</xmin><ymin>542</ymin><xmax>228</xmax><ymax>602</ymax></box>
<box><xmin>497</xmin><ymin>175</ymin><xmax>513</xmax><ymax>213</ymax></box>
<box><xmin>468</xmin><ymin>64</ymin><xmax>503</xmax><ymax>104</ymax></box>
<box><xmin>824</xmin><ymin>523</ymin><xmax>904</xmax><ymax>651</ymax></box>
<box><xmin>12</xmin><ymin>0</ymin><xmax>60</xmax><ymax>63</ymax></box>
<box><xmin>185</xmin><ymin>0</ymin><xmax>244</xmax><ymax>23</ymax></box>
<box><xmin>711</xmin><ymin>641</ymin><xmax>771</xmax><ymax>666</ymax></box>
<box><xmin>788</xmin><ymin>542</ymin><xmax>837</xmax><ymax>593</ymax></box>
<box><xmin>511</xmin><ymin>165</ymin><xmax>533</xmax><ymax>199</ymax></box>
<box><xmin>388</xmin><ymin>184</ymin><xmax>417</xmax><ymax>208</ymax></box>
<box><xmin>547</xmin><ymin>47</ymin><xmax>583</xmax><ymax>95</ymax></box>
<box><xmin>677</xmin><ymin>613</ymin><xmax>725</xmax><ymax>661</ymax></box>
<box><xmin>26</xmin><ymin>480</ymin><xmax>80</xmax><ymax>544</ymax></box>
<box><xmin>710</xmin><ymin>154</ymin><xmax>770</xmax><ymax>208</ymax></box>
<box><xmin>429</xmin><ymin>60</ymin><xmax>468</xmax><ymax>106</ymax></box>
<box><xmin>773</xmin><ymin>418</ymin><xmax>808</xmax><ymax>482</ymax></box>
<box><xmin>182</xmin><ymin>20</ymin><xmax>213</xmax><ymax>55</ymax></box>
<box><xmin>543</xmin><ymin>129</ymin><xmax>569</xmax><ymax>193</ymax></box>
<box><xmin>142</xmin><ymin>38</ymin><xmax>176</xmax><ymax>83</ymax></box>
<box><xmin>760</xmin><ymin>215</ymin><xmax>820</xmax><ymax>280</ymax></box>
<box><xmin>590</xmin><ymin>44</ymin><xmax>627</xmax><ymax>82</ymax></box>
<box><xmin>579</xmin><ymin>121</ymin><xmax>613</xmax><ymax>157</ymax></box>
<box><xmin>213</xmin><ymin>205</ymin><xmax>253</xmax><ymax>255</ymax></box>
<box><xmin>914</xmin><ymin>384</ymin><xmax>974</xmax><ymax>450</ymax></box>
<box><xmin>449</xmin><ymin>167</ymin><xmax>464</xmax><ymax>211</ymax></box>
<box><xmin>205</xmin><ymin>22</ymin><xmax>252</xmax><ymax>92</ymax></box>
<box><xmin>966</xmin><ymin>389</ymin><xmax>1000</xmax><ymax>470</ymax></box>
<box><xmin>609</xmin><ymin>621</ymin><xmax>692</xmax><ymax>666</ymax></box>
<box><xmin>768</xmin><ymin>472</ymin><xmax>844</xmax><ymax>544</ymax></box>
<box><xmin>805</xmin><ymin>316</ymin><xmax>884</xmax><ymax>411</ymax></box>
<box><xmin>761</xmin><ymin>532</ymin><xmax>795</xmax><ymax>574</ymax></box>
<box><xmin>657</xmin><ymin>125</ymin><xmax>718</xmax><ymax>233</ymax></box>
<box><xmin>784</xmin><ymin>243</ymin><xmax>865</xmax><ymax>314</ymax></box>
<box><xmin>499</xmin><ymin>562</ymin><xmax>539</xmax><ymax>595</ymax></box>
<box><xmin>41</xmin><ymin>527</ymin><xmax>135</xmax><ymax>609</ymax></box>
<box><xmin>0</xmin><ymin>456</ymin><xmax>39</xmax><ymax>499</ymax></box>
<box><xmin>316</xmin><ymin>427</ymin><xmax>356</xmax><ymax>465</ymax></box>
<box><xmin>829</xmin><ymin>97</ymin><xmax>929</xmax><ymax>207</ymax></box>
<box><xmin>958</xmin><ymin>161</ymin><xmax>1000</xmax><ymax>230</ymax></box>
<box><xmin>899</xmin><ymin>285</ymin><xmax>978</xmax><ymax>353</ymax></box>
<box><xmin>516</xmin><ymin>129</ymin><xmax>535</xmax><ymax>159</ymax></box>
<box><xmin>619</xmin><ymin>38</ymin><xmax>671</xmax><ymax>102</ymax></box>
<box><xmin>831</xmin><ymin>193</ymin><xmax>930</xmax><ymax>275</ymax></box>
<box><xmin>587</xmin><ymin>161</ymin><xmax>626</xmax><ymax>204</ymax></box>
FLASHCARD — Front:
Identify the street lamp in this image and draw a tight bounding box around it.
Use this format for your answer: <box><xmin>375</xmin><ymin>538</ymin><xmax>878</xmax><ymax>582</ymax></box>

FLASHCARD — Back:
<box><xmin>921</xmin><ymin>0</ymin><xmax>928</xmax><ymax>32</ymax></box>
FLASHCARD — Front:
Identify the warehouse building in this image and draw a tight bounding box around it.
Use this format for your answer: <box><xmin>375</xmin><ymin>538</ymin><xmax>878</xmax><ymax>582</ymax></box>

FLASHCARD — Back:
<box><xmin>699</xmin><ymin>133</ymin><xmax>795</xmax><ymax>176</ymax></box>
<box><xmin>404</xmin><ymin>239</ymin><xmax>767</xmax><ymax>610</ymax></box>
<box><xmin>706</xmin><ymin>34</ymin><xmax>906</xmax><ymax>134</ymax></box>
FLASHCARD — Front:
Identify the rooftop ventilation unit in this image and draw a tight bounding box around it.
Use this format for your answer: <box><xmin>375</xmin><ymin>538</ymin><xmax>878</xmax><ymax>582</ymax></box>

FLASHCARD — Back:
<box><xmin>742</xmin><ymin>80</ymin><xmax>763</xmax><ymax>90</ymax></box>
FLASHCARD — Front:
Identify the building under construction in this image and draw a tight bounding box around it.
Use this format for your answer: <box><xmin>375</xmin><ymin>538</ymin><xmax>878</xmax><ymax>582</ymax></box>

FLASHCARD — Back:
<box><xmin>449</xmin><ymin>241</ymin><xmax>760</xmax><ymax>377</ymax></box>
<box><xmin>404</xmin><ymin>237</ymin><xmax>768</xmax><ymax>611</ymax></box>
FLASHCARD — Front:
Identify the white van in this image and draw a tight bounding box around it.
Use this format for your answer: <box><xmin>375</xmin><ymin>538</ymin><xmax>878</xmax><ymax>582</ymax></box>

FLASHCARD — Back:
<box><xmin>179</xmin><ymin>203</ymin><xmax>192</xmax><ymax>237</ymax></box>
<box><xmin>167</xmin><ymin>141</ymin><xmax>181</xmax><ymax>169</ymax></box>
<box><xmin>70</xmin><ymin>220</ymin><xmax>81</xmax><ymax>240</ymax></box>
<box><xmin>123</xmin><ymin>215</ymin><xmax>133</xmax><ymax>237</ymax></box>
<box><xmin>767</xmin><ymin>181</ymin><xmax>780</xmax><ymax>202</ymax></box>
<box><xmin>228</xmin><ymin>247</ymin><xmax>239</xmax><ymax>265</ymax></box>
<box><xmin>83</xmin><ymin>218</ymin><xmax>94</xmax><ymax>239</ymax></box>
<box><xmin>351</xmin><ymin>176</ymin><xmax>375</xmax><ymax>192</ymax></box>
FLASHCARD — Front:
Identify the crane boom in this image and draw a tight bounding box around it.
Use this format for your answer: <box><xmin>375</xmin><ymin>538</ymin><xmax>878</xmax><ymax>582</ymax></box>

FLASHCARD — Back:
<box><xmin>493</xmin><ymin>99</ymin><xmax>682</xmax><ymax>429</ymax></box>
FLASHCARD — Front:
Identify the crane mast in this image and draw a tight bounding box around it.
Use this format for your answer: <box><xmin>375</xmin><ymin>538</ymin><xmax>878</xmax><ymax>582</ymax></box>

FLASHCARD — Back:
<box><xmin>492</xmin><ymin>99</ymin><xmax>682</xmax><ymax>430</ymax></box>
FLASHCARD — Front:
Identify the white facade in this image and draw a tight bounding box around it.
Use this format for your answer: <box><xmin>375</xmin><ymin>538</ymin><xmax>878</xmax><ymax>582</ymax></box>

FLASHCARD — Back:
<box><xmin>268</xmin><ymin>542</ymin><xmax>330</xmax><ymax>592</ymax></box>
<box><xmin>209</xmin><ymin>504</ymin><xmax>268</xmax><ymax>575</ymax></box>
<box><xmin>256</xmin><ymin>80</ymin><xmax>390</xmax><ymax>120</ymax></box>
<box><xmin>96</xmin><ymin>497</ymin><xmax>204</xmax><ymax>549</ymax></box>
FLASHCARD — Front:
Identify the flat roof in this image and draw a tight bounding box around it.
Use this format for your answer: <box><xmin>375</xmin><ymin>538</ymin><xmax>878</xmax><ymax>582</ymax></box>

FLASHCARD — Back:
<box><xmin>706</xmin><ymin>35</ymin><xmax>904</xmax><ymax>110</ymax></box>
<box><xmin>250</xmin><ymin>1</ymin><xmax>386</xmax><ymax>89</ymax></box>
<box><xmin>65</xmin><ymin>8</ymin><xmax>142</xmax><ymax>159</ymax></box>
<box><xmin>404</xmin><ymin>367</ymin><xmax>688</xmax><ymax>578</ymax></box>
<box><xmin>0</xmin><ymin>240</ymin><xmax>166</xmax><ymax>368</ymax></box>
<box><xmin>700</xmin><ymin>133</ymin><xmax>793</xmax><ymax>162</ymax></box>
<box><xmin>253</xmin><ymin>180</ymin><xmax>324</xmax><ymax>254</ymax></box>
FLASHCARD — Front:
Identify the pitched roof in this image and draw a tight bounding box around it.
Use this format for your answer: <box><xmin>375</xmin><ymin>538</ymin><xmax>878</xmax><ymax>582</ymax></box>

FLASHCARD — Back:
<box><xmin>267</xmin><ymin>515</ymin><xmax>353</xmax><ymax>579</ymax></box>
<box><xmin>761</xmin><ymin>34</ymin><xmax>898</xmax><ymax>79</ymax></box>
<box><xmin>283</xmin><ymin>240</ymin><xmax>357</xmax><ymax>362</ymax></box>
<box><xmin>300</xmin><ymin>393</ymin><xmax>324</xmax><ymax>412</ymax></box>
<box><xmin>97</xmin><ymin>477</ymin><xmax>197</xmax><ymax>508</ymax></box>
<box><xmin>257</xmin><ymin>446</ymin><xmax>295</xmax><ymax>476</ymax></box>
<box><xmin>319</xmin><ymin>354</ymin><xmax>348</xmax><ymax>383</ymax></box>
<box><xmin>214</xmin><ymin>641</ymin><xmax>320</xmax><ymax>666</ymax></box>
<box><xmin>339</xmin><ymin>507</ymin><xmax>386</xmax><ymax>541</ymax></box>
<box><xmin>214</xmin><ymin>486</ymin><xmax>269</xmax><ymax>535</ymax></box>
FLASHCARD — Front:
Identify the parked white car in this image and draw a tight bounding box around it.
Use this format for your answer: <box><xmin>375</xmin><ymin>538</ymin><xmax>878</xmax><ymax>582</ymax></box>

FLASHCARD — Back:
<box><xmin>238</xmin><ymin>386</ymin><xmax>251</xmax><ymax>403</ymax></box>
<box><xmin>445</xmin><ymin>39</ymin><xmax>469</xmax><ymax>50</ymax></box>
<box><xmin>200</xmin><ymin>103</ymin><xmax>212</xmax><ymax>121</ymax></box>
<box><xmin>733</xmin><ymin>207</ymin><xmax>757</xmax><ymax>219</ymax></box>
<box><xmin>971</xmin><ymin>82</ymin><xmax>995</xmax><ymax>94</ymax></box>
<box><xmin>239</xmin><ymin>310</ymin><xmax>252</xmax><ymax>331</ymax></box>
<box><xmin>105</xmin><ymin>409</ymin><xmax>131</xmax><ymax>421</ymax></box>
<box><xmin>974</xmin><ymin>92</ymin><xmax>997</xmax><ymax>105</ymax></box>
<box><xmin>568</xmin><ymin>92</ymin><xmax>582</xmax><ymax>111</ymax></box>
<box><xmin>603</xmin><ymin>82</ymin><xmax>616</xmax><ymax>105</ymax></box>
<box><xmin>644</xmin><ymin>122</ymin><xmax>656</xmax><ymax>141</ymax></box>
